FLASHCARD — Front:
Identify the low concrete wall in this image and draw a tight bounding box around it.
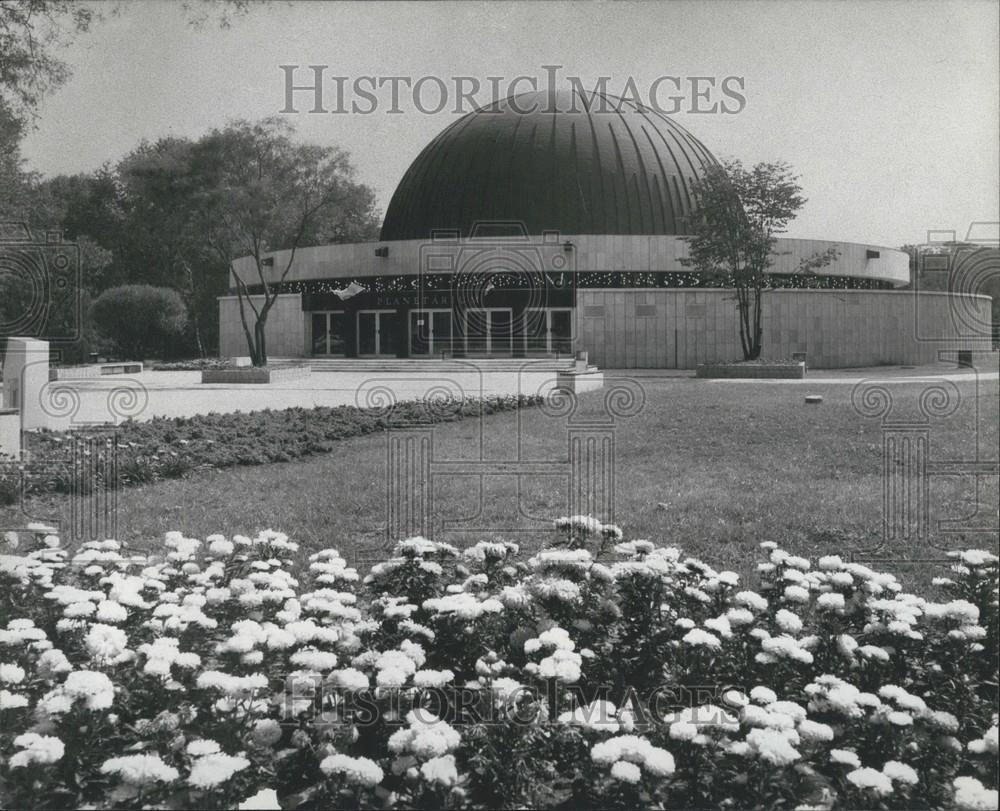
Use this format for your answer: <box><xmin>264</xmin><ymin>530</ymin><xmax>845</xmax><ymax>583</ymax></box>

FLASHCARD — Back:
<box><xmin>577</xmin><ymin>289</ymin><xmax>993</xmax><ymax>369</ymax></box>
<box><xmin>49</xmin><ymin>363</ymin><xmax>143</xmax><ymax>380</ymax></box>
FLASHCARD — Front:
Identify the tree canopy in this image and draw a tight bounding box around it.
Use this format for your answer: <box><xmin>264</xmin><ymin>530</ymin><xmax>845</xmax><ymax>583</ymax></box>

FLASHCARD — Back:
<box><xmin>682</xmin><ymin>159</ymin><xmax>837</xmax><ymax>360</ymax></box>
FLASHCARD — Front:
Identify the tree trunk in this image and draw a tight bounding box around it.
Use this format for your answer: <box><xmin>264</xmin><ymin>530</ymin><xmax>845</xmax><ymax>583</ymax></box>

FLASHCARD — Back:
<box><xmin>749</xmin><ymin>286</ymin><xmax>764</xmax><ymax>360</ymax></box>
<box><xmin>254</xmin><ymin>319</ymin><xmax>268</xmax><ymax>367</ymax></box>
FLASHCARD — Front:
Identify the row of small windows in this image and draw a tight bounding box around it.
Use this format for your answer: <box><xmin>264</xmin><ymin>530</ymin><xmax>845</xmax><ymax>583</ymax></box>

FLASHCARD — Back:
<box><xmin>245</xmin><ymin>272</ymin><xmax>893</xmax><ymax>296</ymax></box>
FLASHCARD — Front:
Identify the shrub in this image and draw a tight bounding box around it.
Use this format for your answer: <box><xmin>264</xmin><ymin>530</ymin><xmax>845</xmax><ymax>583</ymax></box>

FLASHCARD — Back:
<box><xmin>0</xmin><ymin>520</ymin><xmax>997</xmax><ymax>809</ymax></box>
<box><xmin>3</xmin><ymin>396</ymin><xmax>542</xmax><ymax>506</ymax></box>
<box><xmin>89</xmin><ymin>285</ymin><xmax>189</xmax><ymax>360</ymax></box>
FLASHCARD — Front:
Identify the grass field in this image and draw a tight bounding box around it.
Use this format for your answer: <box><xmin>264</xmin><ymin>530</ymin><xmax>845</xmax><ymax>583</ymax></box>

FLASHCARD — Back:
<box><xmin>3</xmin><ymin>373</ymin><xmax>997</xmax><ymax>584</ymax></box>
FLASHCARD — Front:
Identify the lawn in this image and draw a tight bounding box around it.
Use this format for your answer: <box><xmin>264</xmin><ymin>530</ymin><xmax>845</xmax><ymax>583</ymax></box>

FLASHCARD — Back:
<box><xmin>3</xmin><ymin>374</ymin><xmax>997</xmax><ymax>583</ymax></box>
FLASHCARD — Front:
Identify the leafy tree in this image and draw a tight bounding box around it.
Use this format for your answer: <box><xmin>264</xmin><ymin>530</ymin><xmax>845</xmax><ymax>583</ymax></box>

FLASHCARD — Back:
<box><xmin>681</xmin><ymin>159</ymin><xmax>838</xmax><ymax>360</ymax></box>
<box><xmin>89</xmin><ymin>284</ymin><xmax>189</xmax><ymax>360</ymax></box>
<box><xmin>193</xmin><ymin>117</ymin><xmax>379</xmax><ymax>365</ymax></box>
<box><xmin>116</xmin><ymin>138</ymin><xmax>230</xmax><ymax>357</ymax></box>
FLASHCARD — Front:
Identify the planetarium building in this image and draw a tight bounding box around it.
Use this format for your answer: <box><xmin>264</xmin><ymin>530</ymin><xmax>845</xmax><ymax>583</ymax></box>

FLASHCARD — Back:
<box><xmin>219</xmin><ymin>89</ymin><xmax>991</xmax><ymax>368</ymax></box>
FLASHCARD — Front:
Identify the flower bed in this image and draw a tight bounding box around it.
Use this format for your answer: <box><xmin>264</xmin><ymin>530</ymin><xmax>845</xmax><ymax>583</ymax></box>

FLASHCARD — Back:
<box><xmin>1</xmin><ymin>519</ymin><xmax>997</xmax><ymax>810</ymax></box>
<box><xmin>151</xmin><ymin>359</ymin><xmax>237</xmax><ymax>372</ymax></box>
<box><xmin>0</xmin><ymin>396</ymin><xmax>542</xmax><ymax>506</ymax></box>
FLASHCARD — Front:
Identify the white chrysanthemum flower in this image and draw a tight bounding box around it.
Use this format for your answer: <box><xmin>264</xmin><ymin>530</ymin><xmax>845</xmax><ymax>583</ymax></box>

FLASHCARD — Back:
<box><xmin>538</xmin><ymin>649</ymin><xmax>583</xmax><ymax>683</ymax></box>
<box><xmin>489</xmin><ymin>677</ymin><xmax>525</xmax><ymax>707</ymax></box>
<box><xmin>62</xmin><ymin>601</ymin><xmax>96</xmax><ymax>618</ymax></box>
<box><xmin>682</xmin><ymin>628</ymin><xmax>721</xmax><ymax>648</ymax></box>
<box><xmin>328</xmin><ymin>668</ymin><xmax>370</xmax><ymax>692</ymax></box>
<box><xmin>10</xmin><ymin>733</ymin><xmax>65</xmax><ymax>767</ymax></box>
<box><xmin>590</xmin><ymin>735</ymin><xmax>674</xmax><ymax>777</ymax></box>
<box><xmin>968</xmin><ymin>725</ymin><xmax>999</xmax><ymax>755</ymax></box>
<box><xmin>775</xmin><ymin>609</ymin><xmax>803</xmax><ymax>634</ymax></box>
<box><xmin>60</xmin><ymin>670</ymin><xmax>116</xmax><ymax>710</ymax></box>
<box><xmin>96</xmin><ymin>600</ymin><xmax>128</xmax><ymax>623</ymax></box>
<box><xmin>750</xmin><ymin>686</ymin><xmax>777</xmax><ymax>705</ymax></box>
<box><xmin>388</xmin><ymin>710</ymin><xmax>462</xmax><ymax>759</ymax></box>
<box><xmin>953</xmin><ymin>776</ymin><xmax>1000</xmax><ymax>810</ymax></box>
<box><xmin>816</xmin><ymin>592</ymin><xmax>846</xmax><ymax>611</ymax></box>
<box><xmin>798</xmin><ymin>719</ymin><xmax>834</xmax><ymax>742</ymax></box>
<box><xmin>830</xmin><ymin>748</ymin><xmax>861</xmax><ymax>767</ymax></box>
<box><xmin>746</xmin><ymin>728</ymin><xmax>800</xmax><ymax>766</ymax></box>
<box><xmin>559</xmin><ymin>700</ymin><xmax>620</xmax><ymax>733</ymax></box>
<box><xmin>238</xmin><ymin>788</ymin><xmax>281</xmax><ymax>810</ymax></box>
<box><xmin>882</xmin><ymin>760</ymin><xmax>919</xmax><ymax>785</ymax></box>
<box><xmin>847</xmin><ymin>767</ymin><xmax>894</xmax><ymax>795</ymax></box>
<box><xmin>733</xmin><ymin>591</ymin><xmax>768</xmax><ymax>612</ymax></box>
<box><xmin>209</xmin><ymin>538</ymin><xmax>235</xmax><ymax>556</ymax></box>
<box><xmin>610</xmin><ymin>760</ymin><xmax>642</xmax><ymax>783</ymax></box>
<box><xmin>290</xmin><ymin>649</ymin><xmax>339</xmax><ymax>671</ymax></box>
<box><xmin>186</xmin><ymin>739</ymin><xmax>222</xmax><ymax>757</ymax></box>
<box><xmin>413</xmin><ymin>669</ymin><xmax>455</xmax><ymax>689</ymax></box>
<box><xmin>0</xmin><ymin>689</ymin><xmax>29</xmax><ymax>709</ymax></box>
<box><xmin>196</xmin><ymin>671</ymin><xmax>268</xmax><ymax>696</ymax></box>
<box><xmin>187</xmin><ymin>752</ymin><xmax>251</xmax><ymax>788</ymax></box>
<box><xmin>0</xmin><ymin>662</ymin><xmax>26</xmax><ymax>684</ymax></box>
<box><xmin>760</xmin><ymin>635</ymin><xmax>813</xmax><ymax>664</ymax></box>
<box><xmin>101</xmin><ymin>754</ymin><xmax>179</xmax><ymax>785</ymax></box>
<box><xmin>420</xmin><ymin>753</ymin><xmax>459</xmax><ymax>786</ymax></box>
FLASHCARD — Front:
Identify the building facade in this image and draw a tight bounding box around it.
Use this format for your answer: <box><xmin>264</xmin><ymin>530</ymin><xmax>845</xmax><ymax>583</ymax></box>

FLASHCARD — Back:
<box><xmin>219</xmin><ymin>89</ymin><xmax>992</xmax><ymax>367</ymax></box>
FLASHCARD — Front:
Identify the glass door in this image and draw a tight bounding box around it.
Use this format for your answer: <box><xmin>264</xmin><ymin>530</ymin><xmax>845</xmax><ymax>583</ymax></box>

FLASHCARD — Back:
<box><xmin>357</xmin><ymin>310</ymin><xmax>399</xmax><ymax>356</ymax></box>
<box><xmin>522</xmin><ymin>308</ymin><xmax>573</xmax><ymax>355</ymax></box>
<box><xmin>489</xmin><ymin>309</ymin><xmax>512</xmax><ymax>356</ymax></box>
<box><xmin>410</xmin><ymin>309</ymin><xmax>453</xmax><ymax>356</ymax></box>
<box><xmin>311</xmin><ymin>311</ymin><xmax>347</xmax><ymax>356</ymax></box>
<box><xmin>464</xmin><ymin>308</ymin><xmax>512</xmax><ymax>356</ymax></box>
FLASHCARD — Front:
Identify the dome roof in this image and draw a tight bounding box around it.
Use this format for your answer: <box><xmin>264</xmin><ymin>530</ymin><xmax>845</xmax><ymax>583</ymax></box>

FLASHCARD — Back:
<box><xmin>380</xmin><ymin>88</ymin><xmax>719</xmax><ymax>241</ymax></box>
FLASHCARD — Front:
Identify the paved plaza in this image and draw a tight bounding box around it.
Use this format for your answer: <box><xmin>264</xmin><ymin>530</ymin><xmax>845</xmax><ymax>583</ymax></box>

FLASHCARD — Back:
<box><xmin>23</xmin><ymin>358</ymin><xmax>998</xmax><ymax>430</ymax></box>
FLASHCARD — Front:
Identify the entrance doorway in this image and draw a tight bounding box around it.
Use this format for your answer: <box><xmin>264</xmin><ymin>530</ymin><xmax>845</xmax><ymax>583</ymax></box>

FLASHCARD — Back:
<box><xmin>357</xmin><ymin>310</ymin><xmax>399</xmax><ymax>356</ymax></box>
<box><xmin>311</xmin><ymin>311</ymin><xmax>347</xmax><ymax>356</ymax></box>
<box><xmin>524</xmin><ymin>308</ymin><xmax>574</xmax><ymax>355</ymax></box>
<box><xmin>463</xmin><ymin>308</ymin><xmax>513</xmax><ymax>356</ymax></box>
<box><xmin>410</xmin><ymin>309</ymin><xmax>453</xmax><ymax>356</ymax></box>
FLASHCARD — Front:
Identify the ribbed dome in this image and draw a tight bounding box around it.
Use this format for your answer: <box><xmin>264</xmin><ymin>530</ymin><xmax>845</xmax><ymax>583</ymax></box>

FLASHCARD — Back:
<box><xmin>380</xmin><ymin>88</ymin><xmax>719</xmax><ymax>241</ymax></box>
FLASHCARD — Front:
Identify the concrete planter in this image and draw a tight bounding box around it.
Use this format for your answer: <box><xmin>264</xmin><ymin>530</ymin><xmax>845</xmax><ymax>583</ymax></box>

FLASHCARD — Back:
<box><xmin>49</xmin><ymin>362</ymin><xmax>143</xmax><ymax>381</ymax></box>
<box><xmin>696</xmin><ymin>361</ymin><xmax>806</xmax><ymax>380</ymax></box>
<box><xmin>555</xmin><ymin>369</ymin><xmax>605</xmax><ymax>394</ymax></box>
<box><xmin>200</xmin><ymin>365</ymin><xmax>311</xmax><ymax>384</ymax></box>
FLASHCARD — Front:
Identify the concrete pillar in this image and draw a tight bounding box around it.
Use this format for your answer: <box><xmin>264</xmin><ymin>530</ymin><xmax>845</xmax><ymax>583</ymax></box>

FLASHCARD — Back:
<box><xmin>2</xmin><ymin>338</ymin><xmax>49</xmax><ymax>430</ymax></box>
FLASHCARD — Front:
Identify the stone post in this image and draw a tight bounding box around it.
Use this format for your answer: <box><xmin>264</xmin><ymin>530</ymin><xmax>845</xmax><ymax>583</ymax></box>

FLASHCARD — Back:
<box><xmin>3</xmin><ymin>337</ymin><xmax>50</xmax><ymax>430</ymax></box>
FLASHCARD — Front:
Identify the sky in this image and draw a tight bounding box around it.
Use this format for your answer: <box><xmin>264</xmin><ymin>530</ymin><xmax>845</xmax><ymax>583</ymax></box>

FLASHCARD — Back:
<box><xmin>19</xmin><ymin>0</ymin><xmax>1000</xmax><ymax>248</ymax></box>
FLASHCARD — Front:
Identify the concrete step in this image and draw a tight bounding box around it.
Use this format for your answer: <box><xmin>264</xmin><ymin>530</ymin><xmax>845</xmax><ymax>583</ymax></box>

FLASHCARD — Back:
<box><xmin>308</xmin><ymin>358</ymin><xmax>577</xmax><ymax>373</ymax></box>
